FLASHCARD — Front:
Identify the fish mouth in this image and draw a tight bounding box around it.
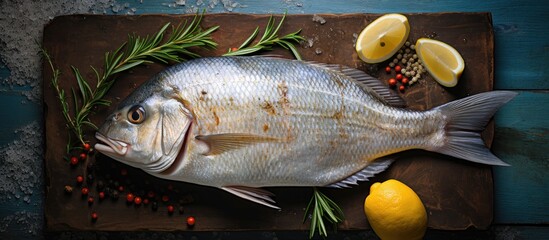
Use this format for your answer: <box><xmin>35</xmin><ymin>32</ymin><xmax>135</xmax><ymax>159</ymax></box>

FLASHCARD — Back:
<box><xmin>95</xmin><ymin>132</ymin><xmax>130</xmax><ymax>157</ymax></box>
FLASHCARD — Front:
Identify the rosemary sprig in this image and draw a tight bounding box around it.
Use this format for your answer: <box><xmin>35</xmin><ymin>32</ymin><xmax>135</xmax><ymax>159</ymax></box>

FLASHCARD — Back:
<box><xmin>223</xmin><ymin>14</ymin><xmax>305</xmax><ymax>60</ymax></box>
<box><xmin>303</xmin><ymin>188</ymin><xmax>345</xmax><ymax>238</ymax></box>
<box><xmin>45</xmin><ymin>13</ymin><xmax>219</xmax><ymax>151</ymax></box>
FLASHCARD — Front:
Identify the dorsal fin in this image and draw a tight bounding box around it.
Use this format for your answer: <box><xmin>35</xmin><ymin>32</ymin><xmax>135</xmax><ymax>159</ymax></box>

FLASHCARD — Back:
<box><xmin>325</xmin><ymin>64</ymin><xmax>406</xmax><ymax>107</ymax></box>
<box><xmin>326</xmin><ymin>157</ymin><xmax>395</xmax><ymax>188</ymax></box>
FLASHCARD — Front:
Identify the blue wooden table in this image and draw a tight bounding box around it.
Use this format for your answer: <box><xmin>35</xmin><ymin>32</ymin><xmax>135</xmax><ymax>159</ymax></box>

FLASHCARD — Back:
<box><xmin>0</xmin><ymin>0</ymin><xmax>547</xmax><ymax>239</ymax></box>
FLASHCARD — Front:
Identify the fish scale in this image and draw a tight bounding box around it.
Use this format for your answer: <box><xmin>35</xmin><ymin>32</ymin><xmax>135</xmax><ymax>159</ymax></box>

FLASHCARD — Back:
<box><xmin>96</xmin><ymin>56</ymin><xmax>516</xmax><ymax>208</ymax></box>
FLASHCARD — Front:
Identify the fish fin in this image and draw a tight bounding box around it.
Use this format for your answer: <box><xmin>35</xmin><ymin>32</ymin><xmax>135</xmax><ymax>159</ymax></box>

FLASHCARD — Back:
<box><xmin>253</xmin><ymin>54</ymin><xmax>288</xmax><ymax>59</ymax></box>
<box><xmin>342</xmin><ymin>67</ymin><xmax>406</xmax><ymax>107</ymax></box>
<box><xmin>429</xmin><ymin>91</ymin><xmax>518</xmax><ymax>166</ymax></box>
<box><xmin>195</xmin><ymin>133</ymin><xmax>283</xmax><ymax>156</ymax></box>
<box><xmin>326</xmin><ymin>157</ymin><xmax>395</xmax><ymax>188</ymax></box>
<box><xmin>221</xmin><ymin>186</ymin><xmax>280</xmax><ymax>209</ymax></box>
<box><xmin>311</xmin><ymin>63</ymin><xmax>406</xmax><ymax>107</ymax></box>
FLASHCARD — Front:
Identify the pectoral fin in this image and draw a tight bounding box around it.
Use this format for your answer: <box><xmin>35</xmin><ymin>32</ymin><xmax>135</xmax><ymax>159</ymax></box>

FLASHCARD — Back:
<box><xmin>196</xmin><ymin>133</ymin><xmax>284</xmax><ymax>156</ymax></box>
<box><xmin>221</xmin><ymin>186</ymin><xmax>280</xmax><ymax>209</ymax></box>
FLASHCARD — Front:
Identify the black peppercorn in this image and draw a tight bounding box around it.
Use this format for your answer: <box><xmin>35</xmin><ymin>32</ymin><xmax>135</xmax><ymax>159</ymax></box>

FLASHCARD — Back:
<box><xmin>111</xmin><ymin>190</ymin><xmax>119</xmax><ymax>200</ymax></box>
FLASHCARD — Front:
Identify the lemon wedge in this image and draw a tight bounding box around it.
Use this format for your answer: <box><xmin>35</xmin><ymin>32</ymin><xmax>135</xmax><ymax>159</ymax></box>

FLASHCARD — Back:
<box><xmin>415</xmin><ymin>38</ymin><xmax>465</xmax><ymax>87</ymax></box>
<box><xmin>356</xmin><ymin>14</ymin><xmax>410</xmax><ymax>63</ymax></box>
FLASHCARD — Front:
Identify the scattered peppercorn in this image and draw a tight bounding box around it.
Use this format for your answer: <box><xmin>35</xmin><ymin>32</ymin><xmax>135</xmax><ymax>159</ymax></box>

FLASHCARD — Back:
<box><xmin>134</xmin><ymin>196</ymin><xmax>142</xmax><ymax>205</ymax></box>
<box><xmin>126</xmin><ymin>193</ymin><xmax>135</xmax><ymax>203</ymax></box>
<box><xmin>118</xmin><ymin>185</ymin><xmax>124</xmax><ymax>192</ymax></box>
<box><xmin>388</xmin><ymin>78</ymin><xmax>397</xmax><ymax>87</ymax></box>
<box><xmin>111</xmin><ymin>190</ymin><xmax>119</xmax><ymax>200</ymax></box>
<box><xmin>402</xmin><ymin>77</ymin><xmax>409</xmax><ymax>85</ymax></box>
<box><xmin>91</xmin><ymin>212</ymin><xmax>98</xmax><ymax>222</ymax></box>
<box><xmin>385</xmin><ymin>39</ymin><xmax>426</xmax><ymax>88</ymax></box>
<box><xmin>396</xmin><ymin>73</ymin><xmax>403</xmax><ymax>81</ymax></box>
<box><xmin>167</xmin><ymin>205</ymin><xmax>174</xmax><ymax>215</ymax></box>
<box><xmin>98</xmin><ymin>191</ymin><xmax>105</xmax><ymax>200</ymax></box>
<box><xmin>81</xmin><ymin>187</ymin><xmax>89</xmax><ymax>196</ymax></box>
<box><xmin>79</xmin><ymin>152</ymin><xmax>87</xmax><ymax>161</ymax></box>
<box><xmin>87</xmin><ymin>174</ymin><xmax>94</xmax><ymax>183</ymax></box>
<box><xmin>88</xmin><ymin>196</ymin><xmax>94</xmax><ymax>205</ymax></box>
<box><xmin>385</xmin><ymin>66</ymin><xmax>391</xmax><ymax>73</ymax></box>
<box><xmin>399</xmin><ymin>85</ymin><xmax>406</xmax><ymax>92</ymax></box>
<box><xmin>76</xmin><ymin>175</ymin><xmax>84</xmax><ymax>184</ymax></box>
<box><xmin>96</xmin><ymin>180</ymin><xmax>105</xmax><ymax>191</ymax></box>
<box><xmin>86</xmin><ymin>162</ymin><xmax>95</xmax><ymax>172</ymax></box>
<box><xmin>70</xmin><ymin>156</ymin><xmax>79</xmax><ymax>166</ymax></box>
<box><xmin>147</xmin><ymin>191</ymin><xmax>155</xmax><ymax>199</ymax></box>
<box><xmin>162</xmin><ymin>195</ymin><xmax>170</xmax><ymax>202</ymax></box>
<box><xmin>143</xmin><ymin>198</ymin><xmax>150</xmax><ymax>205</ymax></box>
<box><xmin>186</xmin><ymin>216</ymin><xmax>196</xmax><ymax>227</ymax></box>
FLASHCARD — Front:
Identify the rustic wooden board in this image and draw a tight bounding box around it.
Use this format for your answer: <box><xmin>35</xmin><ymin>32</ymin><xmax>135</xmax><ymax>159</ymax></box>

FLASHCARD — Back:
<box><xmin>43</xmin><ymin>13</ymin><xmax>495</xmax><ymax>232</ymax></box>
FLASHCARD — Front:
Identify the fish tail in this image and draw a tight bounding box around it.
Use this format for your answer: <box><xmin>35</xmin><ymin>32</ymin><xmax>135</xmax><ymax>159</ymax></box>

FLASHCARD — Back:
<box><xmin>429</xmin><ymin>91</ymin><xmax>517</xmax><ymax>166</ymax></box>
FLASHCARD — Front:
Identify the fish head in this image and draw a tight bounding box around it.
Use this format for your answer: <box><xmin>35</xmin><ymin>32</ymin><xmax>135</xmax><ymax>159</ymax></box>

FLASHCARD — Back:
<box><xmin>95</xmin><ymin>85</ymin><xmax>193</xmax><ymax>174</ymax></box>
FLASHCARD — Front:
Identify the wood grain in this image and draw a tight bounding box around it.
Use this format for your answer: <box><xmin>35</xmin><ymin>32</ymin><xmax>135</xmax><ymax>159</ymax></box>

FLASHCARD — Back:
<box><xmin>43</xmin><ymin>13</ymin><xmax>496</xmax><ymax>232</ymax></box>
<box><xmin>492</xmin><ymin>91</ymin><xmax>549</xmax><ymax>224</ymax></box>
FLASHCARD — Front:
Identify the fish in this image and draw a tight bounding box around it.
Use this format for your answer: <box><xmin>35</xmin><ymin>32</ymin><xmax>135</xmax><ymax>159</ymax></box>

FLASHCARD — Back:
<box><xmin>95</xmin><ymin>56</ymin><xmax>517</xmax><ymax>209</ymax></box>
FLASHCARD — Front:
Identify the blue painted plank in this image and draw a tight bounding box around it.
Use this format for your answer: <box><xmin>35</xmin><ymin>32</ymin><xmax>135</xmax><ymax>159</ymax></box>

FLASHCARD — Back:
<box><xmin>492</xmin><ymin>91</ymin><xmax>549</xmax><ymax>224</ymax></box>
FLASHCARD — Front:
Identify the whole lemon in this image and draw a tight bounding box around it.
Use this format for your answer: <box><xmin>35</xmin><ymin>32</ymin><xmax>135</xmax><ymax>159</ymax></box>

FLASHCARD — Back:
<box><xmin>364</xmin><ymin>179</ymin><xmax>427</xmax><ymax>240</ymax></box>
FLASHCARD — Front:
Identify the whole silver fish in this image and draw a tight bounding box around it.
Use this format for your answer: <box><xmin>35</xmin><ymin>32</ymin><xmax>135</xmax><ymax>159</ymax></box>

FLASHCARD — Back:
<box><xmin>95</xmin><ymin>56</ymin><xmax>516</xmax><ymax>208</ymax></box>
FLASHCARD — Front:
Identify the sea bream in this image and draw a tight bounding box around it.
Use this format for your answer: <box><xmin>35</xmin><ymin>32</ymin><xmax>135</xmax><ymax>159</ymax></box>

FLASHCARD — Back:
<box><xmin>95</xmin><ymin>56</ymin><xmax>516</xmax><ymax>209</ymax></box>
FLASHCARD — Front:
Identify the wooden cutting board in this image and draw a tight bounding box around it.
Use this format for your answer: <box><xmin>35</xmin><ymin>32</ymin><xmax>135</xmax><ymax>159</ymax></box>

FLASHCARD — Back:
<box><xmin>43</xmin><ymin>13</ymin><xmax>495</xmax><ymax>232</ymax></box>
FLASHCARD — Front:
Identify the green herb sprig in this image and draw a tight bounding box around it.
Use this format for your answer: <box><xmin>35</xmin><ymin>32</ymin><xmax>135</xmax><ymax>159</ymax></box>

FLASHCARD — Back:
<box><xmin>44</xmin><ymin>13</ymin><xmax>218</xmax><ymax>151</ymax></box>
<box><xmin>223</xmin><ymin>14</ymin><xmax>305</xmax><ymax>60</ymax></box>
<box><xmin>304</xmin><ymin>188</ymin><xmax>345</xmax><ymax>238</ymax></box>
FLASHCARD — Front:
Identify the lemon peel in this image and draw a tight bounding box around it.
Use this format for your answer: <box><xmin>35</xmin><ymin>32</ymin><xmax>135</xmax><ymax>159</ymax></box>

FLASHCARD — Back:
<box><xmin>364</xmin><ymin>179</ymin><xmax>427</xmax><ymax>240</ymax></box>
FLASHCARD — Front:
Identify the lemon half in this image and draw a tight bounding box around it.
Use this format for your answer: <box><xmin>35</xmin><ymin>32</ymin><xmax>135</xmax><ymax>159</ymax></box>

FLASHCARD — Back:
<box><xmin>356</xmin><ymin>14</ymin><xmax>410</xmax><ymax>63</ymax></box>
<box><xmin>415</xmin><ymin>38</ymin><xmax>465</xmax><ymax>87</ymax></box>
<box><xmin>364</xmin><ymin>179</ymin><xmax>427</xmax><ymax>240</ymax></box>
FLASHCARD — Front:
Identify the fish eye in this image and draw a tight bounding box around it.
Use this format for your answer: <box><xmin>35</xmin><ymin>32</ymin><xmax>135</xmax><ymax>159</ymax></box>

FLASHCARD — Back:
<box><xmin>127</xmin><ymin>105</ymin><xmax>146</xmax><ymax>124</ymax></box>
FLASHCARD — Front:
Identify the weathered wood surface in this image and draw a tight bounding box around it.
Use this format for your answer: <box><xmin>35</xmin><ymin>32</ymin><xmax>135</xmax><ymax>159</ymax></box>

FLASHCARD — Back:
<box><xmin>492</xmin><ymin>91</ymin><xmax>549</xmax><ymax>224</ymax></box>
<box><xmin>43</xmin><ymin>13</ymin><xmax>499</xmax><ymax>232</ymax></box>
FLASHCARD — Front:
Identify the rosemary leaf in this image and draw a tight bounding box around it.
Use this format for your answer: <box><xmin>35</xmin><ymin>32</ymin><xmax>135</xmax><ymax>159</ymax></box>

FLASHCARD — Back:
<box><xmin>223</xmin><ymin>13</ymin><xmax>304</xmax><ymax>59</ymax></box>
<box><xmin>238</xmin><ymin>27</ymin><xmax>260</xmax><ymax>50</ymax></box>
<box><xmin>82</xmin><ymin>121</ymin><xmax>98</xmax><ymax>130</ymax></box>
<box><xmin>304</xmin><ymin>188</ymin><xmax>345</xmax><ymax>238</ymax></box>
<box><xmin>111</xmin><ymin>60</ymin><xmax>145</xmax><ymax>74</ymax></box>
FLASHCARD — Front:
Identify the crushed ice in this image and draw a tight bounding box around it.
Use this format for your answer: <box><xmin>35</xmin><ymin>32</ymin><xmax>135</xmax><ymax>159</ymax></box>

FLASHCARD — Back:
<box><xmin>0</xmin><ymin>121</ymin><xmax>43</xmax><ymax>204</ymax></box>
<box><xmin>312</xmin><ymin>14</ymin><xmax>326</xmax><ymax>25</ymax></box>
<box><xmin>164</xmin><ymin>0</ymin><xmax>242</xmax><ymax>12</ymax></box>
